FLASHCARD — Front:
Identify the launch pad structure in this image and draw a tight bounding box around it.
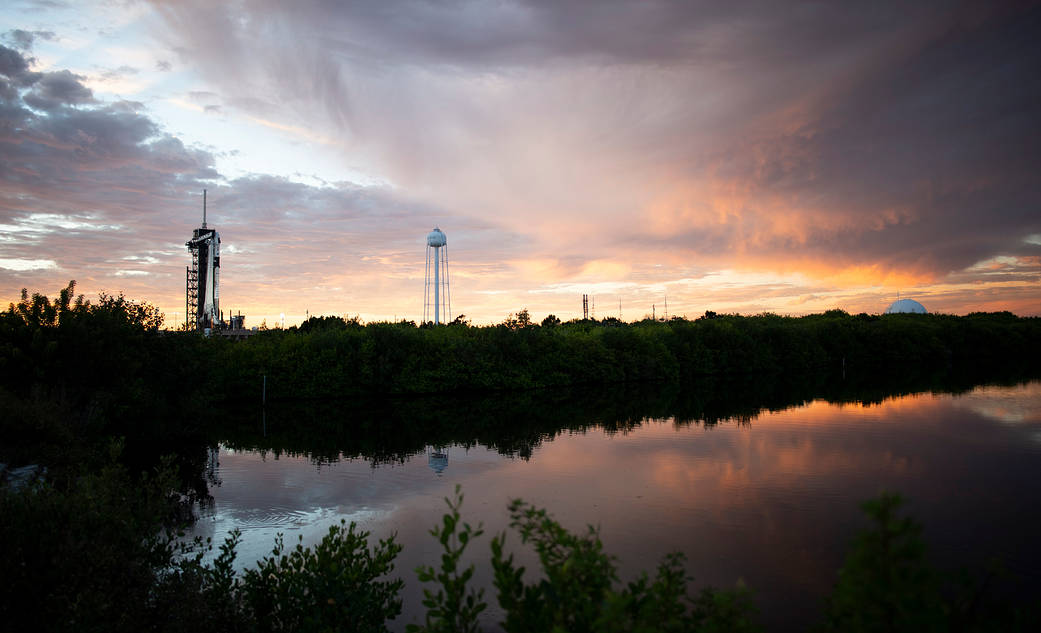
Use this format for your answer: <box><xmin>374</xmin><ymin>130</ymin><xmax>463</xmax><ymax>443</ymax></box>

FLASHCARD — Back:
<box><xmin>186</xmin><ymin>190</ymin><xmax>221</xmax><ymax>332</ymax></box>
<box><xmin>185</xmin><ymin>190</ymin><xmax>249</xmax><ymax>337</ymax></box>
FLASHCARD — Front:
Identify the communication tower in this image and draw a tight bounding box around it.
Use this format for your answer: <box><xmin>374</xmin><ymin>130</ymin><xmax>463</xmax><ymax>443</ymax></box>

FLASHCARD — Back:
<box><xmin>423</xmin><ymin>227</ymin><xmax>451</xmax><ymax>324</ymax></box>
<box><xmin>186</xmin><ymin>190</ymin><xmax>221</xmax><ymax>332</ymax></box>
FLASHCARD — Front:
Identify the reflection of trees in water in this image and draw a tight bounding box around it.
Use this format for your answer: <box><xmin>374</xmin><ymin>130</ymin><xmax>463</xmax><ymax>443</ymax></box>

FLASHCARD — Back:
<box><xmin>207</xmin><ymin>364</ymin><xmax>1041</xmax><ymax>470</ymax></box>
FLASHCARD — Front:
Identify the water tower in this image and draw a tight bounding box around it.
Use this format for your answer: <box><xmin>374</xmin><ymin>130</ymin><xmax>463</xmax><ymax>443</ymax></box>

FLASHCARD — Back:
<box><xmin>186</xmin><ymin>190</ymin><xmax>221</xmax><ymax>332</ymax></box>
<box><xmin>423</xmin><ymin>227</ymin><xmax>451</xmax><ymax>324</ymax></box>
<box><xmin>428</xmin><ymin>446</ymin><xmax>449</xmax><ymax>475</ymax></box>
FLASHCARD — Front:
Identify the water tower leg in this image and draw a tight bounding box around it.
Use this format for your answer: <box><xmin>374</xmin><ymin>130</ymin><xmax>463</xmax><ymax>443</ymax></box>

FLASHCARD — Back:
<box><xmin>434</xmin><ymin>246</ymin><xmax>440</xmax><ymax>324</ymax></box>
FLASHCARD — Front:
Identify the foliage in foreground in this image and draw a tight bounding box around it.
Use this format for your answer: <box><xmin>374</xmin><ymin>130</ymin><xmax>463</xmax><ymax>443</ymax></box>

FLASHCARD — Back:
<box><xmin>239</xmin><ymin>523</ymin><xmax>403</xmax><ymax>632</ymax></box>
<box><xmin>488</xmin><ymin>498</ymin><xmax>758</xmax><ymax>633</ymax></box>
<box><xmin>816</xmin><ymin>493</ymin><xmax>1036</xmax><ymax>633</ymax></box>
<box><xmin>3</xmin><ymin>470</ymin><xmax>1038</xmax><ymax>632</ymax></box>
<box><xmin>0</xmin><ymin>445</ymin><xmax>178</xmax><ymax>632</ymax></box>
<box><xmin>409</xmin><ymin>486</ymin><xmax>486</xmax><ymax>633</ymax></box>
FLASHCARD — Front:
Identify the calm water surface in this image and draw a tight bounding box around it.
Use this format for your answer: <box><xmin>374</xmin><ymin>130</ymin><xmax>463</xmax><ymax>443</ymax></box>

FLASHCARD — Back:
<box><xmin>191</xmin><ymin>381</ymin><xmax>1041</xmax><ymax>631</ymax></box>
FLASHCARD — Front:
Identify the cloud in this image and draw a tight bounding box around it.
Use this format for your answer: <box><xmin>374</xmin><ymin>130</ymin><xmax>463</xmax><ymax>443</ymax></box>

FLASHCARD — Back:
<box><xmin>3</xmin><ymin>29</ymin><xmax>55</xmax><ymax>52</ymax></box>
<box><xmin>0</xmin><ymin>258</ymin><xmax>57</xmax><ymax>271</ymax></box>
<box><xmin>0</xmin><ymin>44</ymin><xmax>39</xmax><ymax>86</ymax></box>
<box><xmin>0</xmin><ymin>42</ymin><xmax>522</xmax><ymax>322</ymax></box>
<box><xmin>3</xmin><ymin>3</ymin><xmax>1040</xmax><ymax>321</ymax></box>
<box><xmin>144</xmin><ymin>1</ymin><xmax>1041</xmax><ymax>288</ymax></box>
<box><xmin>23</xmin><ymin>69</ymin><xmax>94</xmax><ymax>110</ymax></box>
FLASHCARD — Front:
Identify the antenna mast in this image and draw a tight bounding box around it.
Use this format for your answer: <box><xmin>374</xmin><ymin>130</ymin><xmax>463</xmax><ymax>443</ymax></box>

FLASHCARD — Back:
<box><xmin>202</xmin><ymin>189</ymin><xmax>207</xmax><ymax>229</ymax></box>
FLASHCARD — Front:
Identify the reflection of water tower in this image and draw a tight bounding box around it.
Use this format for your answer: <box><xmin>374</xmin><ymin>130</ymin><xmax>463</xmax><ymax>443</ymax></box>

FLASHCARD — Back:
<box><xmin>186</xmin><ymin>190</ymin><xmax>221</xmax><ymax>332</ymax></box>
<box><xmin>423</xmin><ymin>227</ymin><xmax>451</xmax><ymax>324</ymax></box>
<box><xmin>428</xmin><ymin>446</ymin><xmax>449</xmax><ymax>475</ymax></box>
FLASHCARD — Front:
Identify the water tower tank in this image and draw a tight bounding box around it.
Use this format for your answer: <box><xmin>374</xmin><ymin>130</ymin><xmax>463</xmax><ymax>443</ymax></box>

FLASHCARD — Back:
<box><xmin>427</xmin><ymin>228</ymin><xmax>446</xmax><ymax>247</ymax></box>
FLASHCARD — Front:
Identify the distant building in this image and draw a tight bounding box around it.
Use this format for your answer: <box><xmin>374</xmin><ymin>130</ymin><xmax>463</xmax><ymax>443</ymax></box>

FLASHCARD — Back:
<box><xmin>885</xmin><ymin>298</ymin><xmax>928</xmax><ymax>314</ymax></box>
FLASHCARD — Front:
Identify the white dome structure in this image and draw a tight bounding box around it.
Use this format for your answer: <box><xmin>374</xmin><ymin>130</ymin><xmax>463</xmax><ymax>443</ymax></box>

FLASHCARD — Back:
<box><xmin>885</xmin><ymin>298</ymin><xmax>928</xmax><ymax>314</ymax></box>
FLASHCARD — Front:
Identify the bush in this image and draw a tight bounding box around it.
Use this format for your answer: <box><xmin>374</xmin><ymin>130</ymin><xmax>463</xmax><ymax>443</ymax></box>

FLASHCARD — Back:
<box><xmin>489</xmin><ymin>499</ymin><xmax>759</xmax><ymax>633</ymax></box>
<box><xmin>241</xmin><ymin>522</ymin><xmax>404</xmax><ymax>633</ymax></box>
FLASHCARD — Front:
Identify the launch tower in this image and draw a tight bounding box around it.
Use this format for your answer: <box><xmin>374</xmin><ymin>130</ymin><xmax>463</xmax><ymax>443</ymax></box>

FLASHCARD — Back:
<box><xmin>186</xmin><ymin>190</ymin><xmax>221</xmax><ymax>332</ymax></box>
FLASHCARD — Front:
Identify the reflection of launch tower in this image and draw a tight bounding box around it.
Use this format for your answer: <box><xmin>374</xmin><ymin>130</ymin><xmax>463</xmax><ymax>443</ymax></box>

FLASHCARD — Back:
<box><xmin>186</xmin><ymin>190</ymin><xmax>221</xmax><ymax>331</ymax></box>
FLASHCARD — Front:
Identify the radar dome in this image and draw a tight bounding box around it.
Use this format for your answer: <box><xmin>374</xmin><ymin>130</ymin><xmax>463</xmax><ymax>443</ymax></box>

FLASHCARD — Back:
<box><xmin>885</xmin><ymin>298</ymin><xmax>927</xmax><ymax>314</ymax></box>
<box><xmin>427</xmin><ymin>227</ymin><xmax>446</xmax><ymax>247</ymax></box>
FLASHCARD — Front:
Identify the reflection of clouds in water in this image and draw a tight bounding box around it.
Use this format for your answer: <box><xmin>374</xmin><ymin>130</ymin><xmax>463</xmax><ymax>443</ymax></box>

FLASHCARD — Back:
<box><xmin>190</xmin><ymin>443</ymin><xmax>504</xmax><ymax>569</ymax></box>
<box><xmin>955</xmin><ymin>382</ymin><xmax>1041</xmax><ymax>426</ymax></box>
<box><xmin>192</xmin><ymin>506</ymin><xmax>387</xmax><ymax>569</ymax></box>
<box><xmin>639</xmin><ymin>405</ymin><xmax>920</xmax><ymax>519</ymax></box>
<box><xmin>187</xmin><ymin>383</ymin><xmax>1041</xmax><ymax>631</ymax></box>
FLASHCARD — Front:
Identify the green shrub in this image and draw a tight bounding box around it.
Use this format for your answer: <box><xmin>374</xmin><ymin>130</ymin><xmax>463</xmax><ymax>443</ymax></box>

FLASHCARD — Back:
<box><xmin>490</xmin><ymin>499</ymin><xmax>759</xmax><ymax>633</ymax></box>
<box><xmin>240</xmin><ymin>522</ymin><xmax>404</xmax><ymax>633</ymax></box>
<box><xmin>409</xmin><ymin>485</ymin><xmax>486</xmax><ymax>633</ymax></box>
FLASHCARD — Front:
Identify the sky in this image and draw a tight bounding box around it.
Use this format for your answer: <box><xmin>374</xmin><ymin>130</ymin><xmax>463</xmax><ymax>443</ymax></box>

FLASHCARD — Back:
<box><xmin>1</xmin><ymin>0</ymin><xmax>1039</xmax><ymax>327</ymax></box>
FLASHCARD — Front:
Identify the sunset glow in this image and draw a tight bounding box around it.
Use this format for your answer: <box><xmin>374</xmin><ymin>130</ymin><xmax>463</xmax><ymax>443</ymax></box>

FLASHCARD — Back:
<box><xmin>2</xmin><ymin>1</ymin><xmax>1039</xmax><ymax>326</ymax></box>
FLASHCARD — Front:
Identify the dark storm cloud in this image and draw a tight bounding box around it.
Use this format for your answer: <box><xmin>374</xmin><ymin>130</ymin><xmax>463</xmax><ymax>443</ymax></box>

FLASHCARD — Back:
<box><xmin>0</xmin><ymin>44</ymin><xmax>39</xmax><ymax>86</ymax></box>
<box><xmin>0</xmin><ymin>48</ymin><xmax>204</xmax><ymax>185</ymax></box>
<box><xmin>23</xmin><ymin>69</ymin><xmax>94</xmax><ymax>110</ymax></box>
<box><xmin>149</xmin><ymin>1</ymin><xmax>1041</xmax><ymax>277</ymax></box>
<box><xmin>0</xmin><ymin>45</ymin><xmax>94</xmax><ymax>111</ymax></box>
<box><xmin>642</xmin><ymin>2</ymin><xmax>1041</xmax><ymax>278</ymax></box>
<box><xmin>169</xmin><ymin>0</ymin><xmax>939</xmax><ymax>69</ymax></box>
<box><xmin>3</xmin><ymin>29</ymin><xmax>55</xmax><ymax>52</ymax></box>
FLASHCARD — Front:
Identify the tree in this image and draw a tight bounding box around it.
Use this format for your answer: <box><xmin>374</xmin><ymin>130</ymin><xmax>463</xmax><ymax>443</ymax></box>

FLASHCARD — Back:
<box><xmin>409</xmin><ymin>486</ymin><xmax>486</xmax><ymax>633</ymax></box>
<box><xmin>490</xmin><ymin>499</ymin><xmax>759</xmax><ymax>633</ymax></box>
<box><xmin>503</xmin><ymin>309</ymin><xmax>532</xmax><ymax>330</ymax></box>
<box><xmin>241</xmin><ymin>522</ymin><xmax>404</xmax><ymax>633</ymax></box>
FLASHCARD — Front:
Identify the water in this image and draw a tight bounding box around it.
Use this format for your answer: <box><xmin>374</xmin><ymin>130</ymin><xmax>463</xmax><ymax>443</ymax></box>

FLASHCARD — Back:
<box><xmin>190</xmin><ymin>380</ymin><xmax>1041</xmax><ymax>630</ymax></box>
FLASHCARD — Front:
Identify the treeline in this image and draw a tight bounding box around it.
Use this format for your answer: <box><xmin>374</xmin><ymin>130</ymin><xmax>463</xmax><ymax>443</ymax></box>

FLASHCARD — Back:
<box><xmin>4</xmin><ymin>283</ymin><xmax>1041</xmax><ymax>469</ymax></box>
<box><xmin>4</xmin><ymin>282</ymin><xmax>1041</xmax><ymax>477</ymax></box>
<box><xmin>216</xmin><ymin>308</ymin><xmax>1041</xmax><ymax>400</ymax></box>
<box><xmin>6</xmin><ymin>283</ymin><xmax>1040</xmax><ymax>411</ymax></box>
